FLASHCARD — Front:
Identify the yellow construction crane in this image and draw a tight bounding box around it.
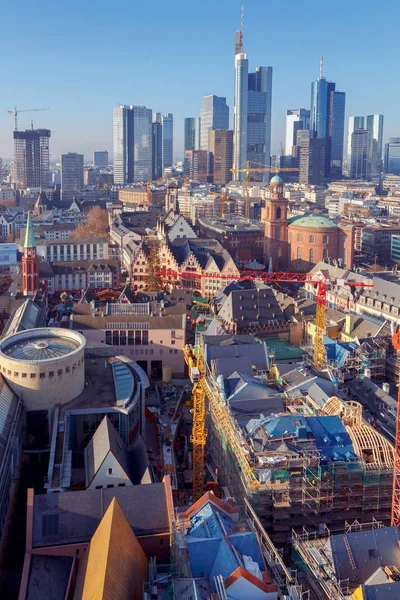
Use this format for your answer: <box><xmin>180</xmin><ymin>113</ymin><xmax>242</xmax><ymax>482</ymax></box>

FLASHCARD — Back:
<box><xmin>7</xmin><ymin>107</ymin><xmax>49</xmax><ymax>131</ymax></box>
<box><xmin>209</xmin><ymin>191</ymin><xmax>232</xmax><ymax>218</ymax></box>
<box><xmin>230</xmin><ymin>160</ymin><xmax>298</xmax><ymax>218</ymax></box>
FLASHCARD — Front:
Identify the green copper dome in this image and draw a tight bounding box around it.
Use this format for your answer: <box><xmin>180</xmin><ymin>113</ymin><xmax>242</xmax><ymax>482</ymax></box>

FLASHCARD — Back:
<box><xmin>289</xmin><ymin>214</ymin><xmax>338</xmax><ymax>229</ymax></box>
<box><xmin>270</xmin><ymin>174</ymin><xmax>283</xmax><ymax>183</ymax></box>
<box><xmin>24</xmin><ymin>211</ymin><xmax>36</xmax><ymax>248</ymax></box>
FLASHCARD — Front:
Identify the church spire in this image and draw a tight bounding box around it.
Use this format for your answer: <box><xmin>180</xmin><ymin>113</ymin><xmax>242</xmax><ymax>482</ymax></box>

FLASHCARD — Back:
<box><xmin>24</xmin><ymin>211</ymin><xmax>36</xmax><ymax>248</ymax></box>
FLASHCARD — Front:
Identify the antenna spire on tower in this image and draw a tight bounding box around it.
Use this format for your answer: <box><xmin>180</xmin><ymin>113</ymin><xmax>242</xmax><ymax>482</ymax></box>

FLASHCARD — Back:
<box><xmin>320</xmin><ymin>55</ymin><xmax>323</xmax><ymax>78</ymax></box>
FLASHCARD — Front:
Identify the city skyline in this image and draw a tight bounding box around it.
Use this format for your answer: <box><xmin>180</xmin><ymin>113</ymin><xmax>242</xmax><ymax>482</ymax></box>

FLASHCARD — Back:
<box><xmin>0</xmin><ymin>0</ymin><xmax>398</xmax><ymax>161</ymax></box>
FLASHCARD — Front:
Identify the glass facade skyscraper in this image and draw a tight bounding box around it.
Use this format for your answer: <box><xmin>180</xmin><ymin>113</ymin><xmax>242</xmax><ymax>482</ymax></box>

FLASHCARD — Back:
<box><xmin>350</xmin><ymin>129</ymin><xmax>370</xmax><ymax>179</ymax></box>
<box><xmin>385</xmin><ymin>138</ymin><xmax>400</xmax><ymax>175</ymax></box>
<box><xmin>347</xmin><ymin>116</ymin><xmax>364</xmax><ymax>160</ymax></box>
<box><xmin>162</xmin><ymin>113</ymin><xmax>173</xmax><ymax>171</ymax></box>
<box><xmin>310</xmin><ymin>73</ymin><xmax>345</xmax><ymax>179</ymax></box>
<box><xmin>199</xmin><ymin>96</ymin><xmax>229</xmax><ymax>152</ymax></box>
<box><xmin>366</xmin><ymin>114</ymin><xmax>384</xmax><ymax>178</ymax></box>
<box><xmin>184</xmin><ymin>117</ymin><xmax>200</xmax><ymax>153</ymax></box>
<box><xmin>285</xmin><ymin>109</ymin><xmax>310</xmax><ymax>155</ymax></box>
<box><xmin>233</xmin><ymin>52</ymin><xmax>249</xmax><ymax>181</ymax></box>
<box><xmin>113</xmin><ymin>105</ymin><xmax>152</xmax><ymax>185</ymax></box>
<box><xmin>247</xmin><ymin>66</ymin><xmax>273</xmax><ymax>178</ymax></box>
<box><xmin>152</xmin><ymin>113</ymin><xmax>163</xmax><ymax>180</ymax></box>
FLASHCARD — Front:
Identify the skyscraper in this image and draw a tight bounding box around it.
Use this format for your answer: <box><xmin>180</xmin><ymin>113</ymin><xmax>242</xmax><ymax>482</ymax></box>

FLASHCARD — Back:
<box><xmin>113</xmin><ymin>105</ymin><xmax>152</xmax><ymax>185</ymax></box>
<box><xmin>199</xmin><ymin>96</ymin><xmax>229</xmax><ymax>151</ymax></box>
<box><xmin>285</xmin><ymin>109</ymin><xmax>310</xmax><ymax>155</ymax></box>
<box><xmin>350</xmin><ymin>129</ymin><xmax>370</xmax><ymax>179</ymax></box>
<box><xmin>93</xmin><ymin>151</ymin><xmax>108</xmax><ymax>168</ymax></box>
<box><xmin>298</xmin><ymin>130</ymin><xmax>326</xmax><ymax>186</ymax></box>
<box><xmin>233</xmin><ymin>28</ymin><xmax>272</xmax><ymax>181</ymax></box>
<box><xmin>209</xmin><ymin>130</ymin><xmax>233</xmax><ymax>185</ymax></box>
<box><xmin>385</xmin><ymin>137</ymin><xmax>400</xmax><ymax>175</ymax></box>
<box><xmin>13</xmin><ymin>129</ymin><xmax>51</xmax><ymax>188</ymax></box>
<box><xmin>310</xmin><ymin>60</ymin><xmax>345</xmax><ymax>178</ymax></box>
<box><xmin>184</xmin><ymin>150</ymin><xmax>208</xmax><ymax>182</ymax></box>
<box><xmin>247</xmin><ymin>66</ymin><xmax>273</xmax><ymax>179</ymax></box>
<box><xmin>366</xmin><ymin>114</ymin><xmax>384</xmax><ymax>178</ymax></box>
<box><xmin>152</xmin><ymin>113</ymin><xmax>162</xmax><ymax>179</ymax></box>
<box><xmin>184</xmin><ymin>118</ymin><xmax>200</xmax><ymax>153</ymax></box>
<box><xmin>162</xmin><ymin>113</ymin><xmax>173</xmax><ymax>171</ymax></box>
<box><xmin>61</xmin><ymin>153</ymin><xmax>84</xmax><ymax>202</ymax></box>
<box><xmin>347</xmin><ymin>116</ymin><xmax>365</xmax><ymax>162</ymax></box>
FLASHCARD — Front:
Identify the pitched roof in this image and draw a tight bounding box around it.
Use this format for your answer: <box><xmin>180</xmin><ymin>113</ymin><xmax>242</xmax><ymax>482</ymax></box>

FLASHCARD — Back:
<box><xmin>72</xmin><ymin>498</ymin><xmax>148</xmax><ymax>600</ymax></box>
<box><xmin>84</xmin><ymin>416</ymin><xmax>133</xmax><ymax>487</ymax></box>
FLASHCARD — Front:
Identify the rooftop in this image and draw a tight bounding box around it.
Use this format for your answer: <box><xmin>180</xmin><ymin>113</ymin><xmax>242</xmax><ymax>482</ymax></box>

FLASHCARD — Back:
<box><xmin>32</xmin><ymin>481</ymin><xmax>172</xmax><ymax>548</ymax></box>
<box><xmin>289</xmin><ymin>214</ymin><xmax>339</xmax><ymax>229</ymax></box>
<box><xmin>0</xmin><ymin>328</ymin><xmax>85</xmax><ymax>363</ymax></box>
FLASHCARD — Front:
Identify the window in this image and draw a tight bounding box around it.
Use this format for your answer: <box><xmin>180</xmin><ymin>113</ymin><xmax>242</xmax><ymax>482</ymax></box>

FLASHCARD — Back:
<box><xmin>108</xmin><ymin>468</ymin><xmax>112</xmax><ymax>475</ymax></box>
<box><xmin>22</xmin><ymin>373</ymin><xmax>27</xmax><ymax>378</ymax></box>
<box><xmin>171</xmin><ymin>340</ymin><xmax>175</xmax><ymax>345</ymax></box>
<box><xmin>297</xmin><ymin>247</ymin><xmax>302</xmax><ymax>259</ymax></box>
<box><xmin>309</xmin><ymin>249</ymin><xmax>315</xmax><ymax>262</ymax></box>
<box><xmin>105</xmin><ymin>331</ymin><xmax>112</xmax><ymax>345</ymax></box>
<box><xmin>142</xmin><ymin>330</ymin><xmax>148</xmax><ymax>345</ymax></box>
<box><xmin>323</xmin><ymin>234</ymin><xmax>329</xmax><ymax>244</ymax></box>
<box><xmin>95</xmin><ymin>485</ymin><xmax>103</xmax><ymax>489</ymax></box>
<box><xmin>118</xmin><ymin>483</ymin><xmax>126</xmax><ymax>487</ymax></box>
<box><xmin>310</xmin><ymin>235</ymin><xmax>315</xmax><ymax>243</ymax></box>
<box><xmin>14</xmin><ymin>372</ymin><xmax>18</xmax><ymax>377</ymax></box>
<box><xmin>49</xmin><ymin>371</ymin><xmax>54</xmax><ymax>377</ymax></box>
<box><xmin>276</xmin><ymin>206</ymin><xmax>282</xmax><ymax>219</ymax></box>
<box><xmin>276</xmin><ymin>246</ymin><xmax>282</xmax><ymax>257</ymax></box>
<box><xmin>58</xmin><ymin>369</ymin><xmax>63</xmax><ymax>376</ymax></box>
<box><xmin>297</xmin><ymin>234</ymin><xmax>302</xmax><ymax>242</ymax></box>
<box><xmin>30</xmin><ymin>373</ymin><xmax>36</xmax><ymax>379</ymax></box>
<box><xmin>107</xmin><ymin>484</ymin><xmax>114</xmax><ymax>488</ymax></box>
<box><xmin>323</xmin><ymin>248</ymin><xmax>329</xmax><ymax>259</ymax></box>
<box><xmin>275</xmin><ymin>226</ymin><xmax>281</xmax><ymax>240</ymax></box>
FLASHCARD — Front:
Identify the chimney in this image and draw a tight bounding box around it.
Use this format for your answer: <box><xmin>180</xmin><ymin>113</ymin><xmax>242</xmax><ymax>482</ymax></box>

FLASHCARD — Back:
<box><xmin>345</xmin><ymin>314</ymin><xmax>352</xmax><ymax>335</ymax></box>
<box><xmin>382</xmin><ymin>382</ymin><xmax>390</xmax><ymax>394</ymax></box>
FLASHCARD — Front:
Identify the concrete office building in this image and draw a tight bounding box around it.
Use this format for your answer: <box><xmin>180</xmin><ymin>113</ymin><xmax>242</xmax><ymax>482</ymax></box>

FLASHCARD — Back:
<box><xmin>13</xmin><ymin>129</ymin><xmax>51</xmax><ymax>188</ymax></box>
<box><xmin>385</xmin><ymin>137</ymin><xmax>400</xmax><ymax>175</ymax></box>
<box><xmin>199</xmin><ymin>96</ymin><xmax>229</xmax><ymax>152</ymax></box>
<box><xmin>298</xmin><ymin>130</ymin><xmax>325</xmax><ymax>186</ymax></box>
<box><xmin>152</xmin><ymin>113</ymin><xmax>163</xmax><ymax>179</ymax></box>
<box><xmin>113</xmin><ymin>105</ymin><xmax>153</xmax><ymax>185</ymax></box>
<box><xmin>93</xmin><ymin>151</ymin><xmax>108</xmax><ymax>167</ymax></box>
<box><xmin>367</xmin><ymin>114</ymin><xmax>384</xmax><ymax>178</ymax></box>
<box><xmin>184</xmin><ymin>117</ymin><xmax>200</xmax><ymax>153</ymax></box>
<box><xmin>209</xmin><ymin>129</ymin><xmax>233</xmax><ymax>185</ymax></box>
<box><xmin>61</xmin><ymin>153</ymin><xmax>84</xmax><ymax>202</ymax></box>
<box><xmin>184</xmin><ymin>150</ymin><xmax>208</xmax><ymax>181</ymax></box>
<box><xmin>285</xmin><ymin>109</ymin><xmax>310</xmax><ymax>155</ymax></box>
<box><xmin>350</xmin><ymin>129</ymin><xmax>370</xmax><ymax>179</ymax></box>
<box><xmin>162</xmin><ymin>113</ymin><xmax>173</xmax><ymax>171</ymax></box>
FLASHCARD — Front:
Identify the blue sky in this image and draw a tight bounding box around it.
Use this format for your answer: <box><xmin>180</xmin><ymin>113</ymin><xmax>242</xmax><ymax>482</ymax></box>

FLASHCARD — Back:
<box><xmin>0</xmin><ymin>0</ymin><xmax>398</xmax><ymax>162</ymax></box>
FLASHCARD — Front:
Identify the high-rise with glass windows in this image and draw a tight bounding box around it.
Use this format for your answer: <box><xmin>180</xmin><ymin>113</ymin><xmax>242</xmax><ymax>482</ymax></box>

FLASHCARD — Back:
<box><xmin>310</xmin><ymin>65</ymin><xmax>345</xmax><ymax>179</ymax></box>
<box><xmin>350</xmin><ymin>129</ymin><xmax>370</xmax><ymax>179</ymax></box>
<box><xmin>285</xmin><ymin>109</ymin><xmax>310</xmax><ymax>155</ymax></box>
<box><xmin>162</xmin><ymin>113</ymin><xmax>173</xmax><ymax>171</ymax></box>
<box><xmin>152</xmin><ymin>113</ymin><xmax>163</xmax><ymax>179</ymax></box>
<box><xmin>347</xmin><ymin>116</ymin><xmax>364</xmax><ymax>162</ymax></box>
<box><xmin>233</xmin><ymin>29</ymin><xmax>273</xmax><ymax>181</ymax></box>
<box><xmin>366</xmin><ymin>114</ymin><xmax>384</xmax><ymax>178</ymax></box>
<box><xmin>385</xmin><ymin>137</ymin><xmax>400</xmax><ymax>175</ymax></box>
<box><xmin>199</xmin><ymin>96</ymin><xmax>229</xmax><ymax>152</ymax></box>
<box><xmin>13</xmin><ymin>129</ymin><xmax>51</xmax><ymax>188</ymax></box>
<box><xmin>61</xmin><ymin>153</ymin><xmax>84</xmax><ymax>202</ymax></box>
<box><xmin>184</xmin><ymin>118</ymin><xmax>200</xmax><ymax>153</ymax></box>
<box><xmin>113</xmin><ymin>105</ymin><xmax>152</xmax><ymax>184</ymax></box>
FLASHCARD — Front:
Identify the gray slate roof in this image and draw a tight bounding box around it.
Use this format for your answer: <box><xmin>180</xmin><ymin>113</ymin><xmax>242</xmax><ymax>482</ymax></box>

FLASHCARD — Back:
<box><xmin>32</xmin><ymin>482</ymin><xmax>171</xmax><ymax>547</ymax></box>
<box><xmin>84</xmin><ymin>416</ymin><xmax>133</xmax><ymax>487</ymax></box>
<box><xmin>26</xmin><ymin>555</ymin><xmax>73</xmax><ymax>600</ymax></box>
<box><xmin>217</xmin><ymin>287</ymin><xmax>294</xmax><ymax>326</ymax></box>
<box><xmin>324</xmin><ymin>526</ymin><xmax>400</xmax><ymax>588</ymax></box>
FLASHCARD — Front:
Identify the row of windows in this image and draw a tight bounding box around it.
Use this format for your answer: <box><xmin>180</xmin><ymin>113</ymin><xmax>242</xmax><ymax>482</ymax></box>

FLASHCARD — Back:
<box><xmin>289</xmin><ymin>233</ymin><xmax>329</xmax><ymax>244</ymax></box>
<box><xmin>127</xmin><ymin>348</ymin><xmax>178</xmax><ymax>355</ymax></box>
<box><xmin>105</xmin><ymin>330</ymin><xmax>149</xmax><ymax>346</ymax></box>
<box><xmin>2</xmin><ymin>359</ymin><xmax>82</xmax><ymax>379</ymax></box>
<box><xmin>296</xmin><ymin>248</ymin><xmax>329</xmax><ymax>260</ymax></box>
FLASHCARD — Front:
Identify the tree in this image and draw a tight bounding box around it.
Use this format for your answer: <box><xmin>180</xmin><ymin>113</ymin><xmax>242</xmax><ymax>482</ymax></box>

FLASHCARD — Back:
<box><xmin>145</xmin><ymin>241</ymin><xmax>163</xmax><ymax>291</ymax></box>
<box><xmin>71</xmin><ymin>206</ymin><xmax>108</xmax><ymax>239</ymax></box>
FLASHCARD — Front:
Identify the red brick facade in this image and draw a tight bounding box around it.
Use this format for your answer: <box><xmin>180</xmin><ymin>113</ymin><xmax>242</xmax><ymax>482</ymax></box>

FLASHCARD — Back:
<box><xmin>288</xmin><ymin>221</ymin><xmax>354</xmax><ymax>270</ymax></box>
<box><xmin>262</xmin><ymin>178</ymin><xmax>289</xmax><ymax>269</ymax></box>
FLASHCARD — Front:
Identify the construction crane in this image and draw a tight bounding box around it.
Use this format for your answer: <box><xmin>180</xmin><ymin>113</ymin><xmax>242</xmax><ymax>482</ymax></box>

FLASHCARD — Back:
<box><xmin>391</xmin><ymin>327</ymin><xmax>400</xmax><ymax>527</ymax></box>
<box><xmin>209</xmin><ymin>190</ymin><xmax>232</xmax><ymax>218</ymax></box>
<box><xmin>162</xmin><ymin>268</ymin><xmax>373</xmax><ymax>500</ymax></box>
<box><xmin>7</xmin><ymin>107</ymin><xmax>49</xmax><ymax>131</ymax></box>
<box><xmin>231</xmin><ymin>160</ymin><xmax>298</xmax><ymax>218</ymax></box>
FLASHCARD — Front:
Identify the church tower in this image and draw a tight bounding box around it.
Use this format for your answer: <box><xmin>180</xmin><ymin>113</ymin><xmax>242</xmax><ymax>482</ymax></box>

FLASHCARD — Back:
<box><xmin>22</xmin><ymin>212</ymin><xmax>39</xmax><ymax>296</ymax></box>
<box><xmin>263</xmin><ymin>175</ymin><xmax>289</xmax><ymax>269</ymax></box>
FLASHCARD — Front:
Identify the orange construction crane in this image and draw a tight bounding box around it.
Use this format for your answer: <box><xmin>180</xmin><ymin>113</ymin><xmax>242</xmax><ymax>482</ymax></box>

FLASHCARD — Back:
<box><xmin>231</xmin><ymin>160</ymin><xmax>298</xmax><ymax>218</ymax></box>
<box><xmin>391</xmin><ymin>327</ymin><xmax>400</xmax><ymax>527</ymax></box>
<box><xmin>168</xmin><ymin>268</ymin><xmax>373</xmax><ymax>501</ymax></box>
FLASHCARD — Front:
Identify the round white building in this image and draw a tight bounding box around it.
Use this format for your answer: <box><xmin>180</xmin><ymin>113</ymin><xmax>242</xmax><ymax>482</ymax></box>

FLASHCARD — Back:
<box><xmin>0</xmin><ymin>328</ymin><xmax>86</xmax><ymax>410</ymax></box>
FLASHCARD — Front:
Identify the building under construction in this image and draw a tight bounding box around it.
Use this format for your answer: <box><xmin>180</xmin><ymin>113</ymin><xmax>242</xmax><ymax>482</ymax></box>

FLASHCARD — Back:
<box><xmin>200</xmin><ymin>335</ymin><xmax>394</xmax><ymax>546</ymax></box>
<box><xmin>13</xmin><ymin>129</ymin><xmax>51</xmax><ymax>188</ymax></box>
